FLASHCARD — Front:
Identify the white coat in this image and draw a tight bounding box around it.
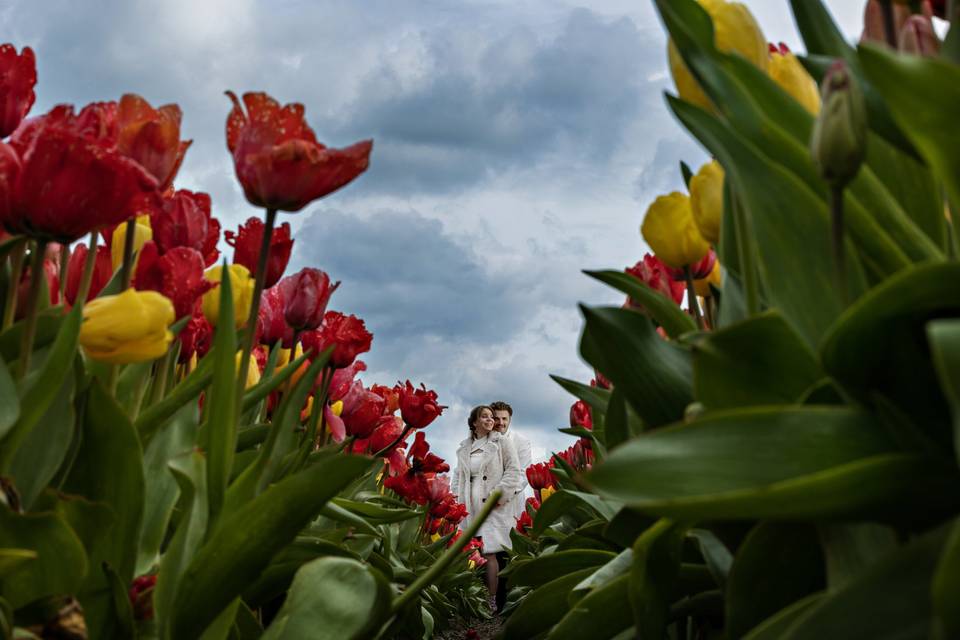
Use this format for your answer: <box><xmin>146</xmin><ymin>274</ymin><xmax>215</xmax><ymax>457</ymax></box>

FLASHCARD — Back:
<box><xmin>452</xmin><ymin>430</ymin><xmax>525</xmax><ymax>552</ymax></box>
<box><xmin>503</xmin><ymin>430</ymin><xmax>532</xmax><ymax>520</ymax></box>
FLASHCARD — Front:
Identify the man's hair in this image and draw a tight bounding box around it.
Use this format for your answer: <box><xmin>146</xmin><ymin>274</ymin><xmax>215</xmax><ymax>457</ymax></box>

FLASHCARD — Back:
<box><xmin>489</xmin><ymin>401</ymin><xmax>513</xmax><ymax>416</ymax></box>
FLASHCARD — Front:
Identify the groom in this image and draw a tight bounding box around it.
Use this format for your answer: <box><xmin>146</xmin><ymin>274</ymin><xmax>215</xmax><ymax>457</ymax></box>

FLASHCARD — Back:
<box><xmin>490</xmin><ymin>400</ymin><xmax>531</xmax><ymax>612</ymax></box>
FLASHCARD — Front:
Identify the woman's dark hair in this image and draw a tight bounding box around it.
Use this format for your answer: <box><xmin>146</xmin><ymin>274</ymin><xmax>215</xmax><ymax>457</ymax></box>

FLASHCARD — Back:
<box><xmin>468</xmin><ymin>405</ymin><xmax>493</xmax><ymax>438</ymax></box>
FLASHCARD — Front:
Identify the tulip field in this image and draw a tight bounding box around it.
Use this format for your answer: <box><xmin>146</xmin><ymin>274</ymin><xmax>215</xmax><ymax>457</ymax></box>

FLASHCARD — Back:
<box><xmin>2</xmin><ymin>0</ymin><xmax>960</xmax><ymax>638</ymax></box>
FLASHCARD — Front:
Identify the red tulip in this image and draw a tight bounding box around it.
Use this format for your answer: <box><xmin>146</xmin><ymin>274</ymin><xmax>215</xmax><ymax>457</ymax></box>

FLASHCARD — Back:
<box><xmin>3</xmin><ymin>104</ymin><xmax>158</xmax><ymax>242</ymax></box>
<box><xmin>301</xmin><ymin>311</ymin><xmax>372</xmax><ymax>368</ymax></box>
<box><xmin>665</xmin><ymin>248</ymin><xmax>716</xmax><ymax>281</ymax></box>
<box><xmin>397</xmin><ymin>380</ymin><xmax>446</xmax><ymax>429</ymax></box>
<box><xmin>225</xmin><ymin>91</ymin><xmax>373</xmax><ymax>212</ymax></box>
<box><xmin>64</xmin><ymin>242</ymin><xmax>113</xmax><ymax>305</ymax></box>
<box><xmin>278</xmin><ymin>267</ymin><xmax>339</xmax><ymax>331</ymax></box>
<box><xmin>408</xmin><ymin>431</ymin><xmax>449</xmax><ymax>474</ymax></box>
<box><xmin>328</xmin><ymin>360</ymin><xmax>367</xmax><ymax>401</ymax></box>
<box><xmin>256</xmin><ymin>285</ymin><xmax>295</xmax><ymax>348</ymax></box>
<box><xmin>135</xmin><ymin>244</ymin><xmax>214</xmax><ymax>319</ymax></box>
<box><xmin>353</xmin><ymin>414</ymin><xmax>404</xmax><ymax>455</ymax></box>
<box><xmin>369</xmin><ymin>383</ymin><xmax>400</xmax><ymax>414</ymax></box>
<box><xmin>340</xmin><ymin>380</ymin><xmax>386</xmax><ymax>438</ymax></box>
<box><xmin>525</xmin><ymin>462</ymin><xmax>556</xmax><ymax>491</ymax></box>
<box><xmin>0</xmin><ymin>142</ymin><xmax>20</xmax><ymax>228</ymax></box>
<box><xmin>569</xmin><ymin>400</ymin><xmax>593</xmax><ymax>430</ymax></box>
<box><xmin>224</xmin><ymin>216</ymin><xmax>293</xmax><ymax>288</ymax></box>
<box><xmin>150</xmin><ymin>189</ymin><xmax>211</xmax><ymax>256</ymax></box>
<box><xmin>178</xmin><ymin>312</ymin><xmax>212</xmax><ymax>364</ymax></box>
<box><xmin>0</xmin><ymin>44</ymin><xmax>36</xmax><ymax>138</ymax></box>
<box><xmin>116</xmin><ymin>93</ymin><xmax>191</xmax><ymax>191</ymax></box>
<box><xmin>625</xmin><ymin>253</ymin><xmax>684</xmax><ymax>306</ymax></box>
<box><xmin>515</xmin><ymin>510</ymin><xmax>534</xmax><ymax>535</ymax></box>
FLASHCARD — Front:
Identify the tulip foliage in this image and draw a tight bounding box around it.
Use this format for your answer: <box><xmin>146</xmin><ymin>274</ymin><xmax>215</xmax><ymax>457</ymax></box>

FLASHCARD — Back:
<box><xmin>502</xmin><ymin>0</ymin><xmax>960</xmax><ymax>638</ymax></box>
<box><xmin>0</xmin><ymin>46</ymin><xmax>491</xmax><ymax>640</ymax></box>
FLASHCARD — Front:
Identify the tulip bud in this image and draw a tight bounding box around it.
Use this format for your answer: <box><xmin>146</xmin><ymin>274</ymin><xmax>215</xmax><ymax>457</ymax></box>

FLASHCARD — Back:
<box><xmin>79</xmin><ymin>288</ymin><xmax>174</xmax><ymax>363</ymax></box>
<box><xmin>111</xmin><ymin>215</ymin><xmax>153</xmax><ymax>272</ymax></box>
<box><xmin>689</xmin><ymin>160</ymin><xmax>725</xmax><ymax>245</ymax></box>
<box><xmin>810</xmin><ymin>61</ymin><xmax>867</xmax><ymax>188</ymax></box>
<box><xmin>278</xmin><ymin>267</ymin><xmax>340</xmax><ymax>332</ymax></box>
<box><xmin>201</xmin><ymin>263</ymin><xmax>255</xmax><ymax>328</ymax></box>
<box><xmin>693</xmin><ymin>259</ymin><xmax>723</xmax><ymax>297</ymax></box>
<box><xmin>898</xmin><ymin>14</ymin><xmax>940</xmax><ymax>57</ymax></box>
<box><xmin>641</xmin><ymin>192</ymin><xmax>711</xmax><ymax>269</ymax></box>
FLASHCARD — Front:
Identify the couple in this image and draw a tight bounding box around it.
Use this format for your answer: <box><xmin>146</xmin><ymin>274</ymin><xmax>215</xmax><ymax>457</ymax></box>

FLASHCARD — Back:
<box><xmin>451</xmin><ymin>401</ymin><xmax>531</xmax><ymax>613</ymax></box>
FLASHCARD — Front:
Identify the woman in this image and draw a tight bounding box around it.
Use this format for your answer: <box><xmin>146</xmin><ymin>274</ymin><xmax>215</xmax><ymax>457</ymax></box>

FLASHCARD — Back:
<box><xmin>452</xmin><ymin>405</ymin><xmax>524</xmax><ymax>611</ymax></box>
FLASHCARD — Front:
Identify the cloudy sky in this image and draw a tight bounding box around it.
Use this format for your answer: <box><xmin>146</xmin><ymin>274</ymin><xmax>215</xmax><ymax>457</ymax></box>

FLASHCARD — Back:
<box><xmin>3</xmin><ymin>0</ymin><xmax>863</xmax><ymax>464</ymax></box>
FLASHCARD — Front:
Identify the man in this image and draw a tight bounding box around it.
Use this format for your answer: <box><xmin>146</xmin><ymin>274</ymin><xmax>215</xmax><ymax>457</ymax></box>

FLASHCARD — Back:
<box><xmin>489</xmin><ymin>400</ymin><xmax>531</xmax><ymax>613</ymax></box>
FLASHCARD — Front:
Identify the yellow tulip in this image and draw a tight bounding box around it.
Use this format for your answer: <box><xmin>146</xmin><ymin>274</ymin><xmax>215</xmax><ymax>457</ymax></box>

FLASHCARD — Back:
<box><xmin>330</xmin><ymin>400</ymin><xmax>344</xmax><ymax>417</ymax></box>
<box><xmin>694</xmin><ymin>259</ymin><xmax>723</xmax><ymax>297</ymax></box>
<box><xmin>689</xmin><ymin>160</ymin><xmax>725</xmax><ymax>245</ymax></box>
<box><xmin>668</xmin><ymin>0</ymin><xmax>768</xmax><ymax>111</ymax></box>
<box><xmin>235</xmin><ymin>351</ymin><xmax>261</xmax><ymax>389</ymax></box>
<box><xmin>201</xmin><ymin>264</ymin><xmax>255</xmax><ymax>328</ymax></box>
<box><xmin>641</xmin><ymin>192</ymin><xmax>711</xmax><ymax>269</ymax></box>
<box><xmin>430</xmin><ymin>532</ymin><xmax>441</xmax><ymax>543</ymax></box>
<box><xmin>110</xmin><ymin>214</ymin><xmax>153</xmax><ymax>272</ymax></box>
<box><xmin>80</xmin><ymin>289</ymin><xmax>174</xmax><ymax>364</ymax></box>
<box><xmin>540</xmin><ymin>486</ymin><xmax>557</xmax><ymax>502</ymax></box>
<box><xmin>769</xmin><ymin>45</ymin><xmax>820</xmax><ymax>115</ymax></box>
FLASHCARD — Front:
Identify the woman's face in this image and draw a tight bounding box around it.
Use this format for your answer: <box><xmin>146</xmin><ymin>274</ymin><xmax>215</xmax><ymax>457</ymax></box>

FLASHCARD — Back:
<box><xmin>474</xmin><ymin>408</ymin><xmax>494</xmax><ymax>437</ymax></box>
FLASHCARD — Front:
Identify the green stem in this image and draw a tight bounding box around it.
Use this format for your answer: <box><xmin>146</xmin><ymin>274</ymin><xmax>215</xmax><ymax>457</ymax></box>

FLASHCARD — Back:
<box><xmin>391</xmin><ymin>489</ymin><xmax>503</xmax><ymax>614</ymax></box>
<box><xmin>119</xmin><ymin>219</ymin><xmax>137</xmax><ymax>290</ymax></box>
<box><xmin>683</xmin><ymin>266</ymin><xmax>705</xmax><ymax>331</ymax></box>
<box><xmin>57</xmin><ymin>244</ymin><xmax>68</xmax><ymax>302</ymax></box>
<box><xmin>235</xmin><ymin>207</ymin><xmax>278</xmax><ymax>405</ymax></box>
<box><xmin>17</xmin><ymin>241</ymin><xmax>48</xmax><ymax>379</ymax></box>
<box><xmin>74</xmin><ymin>232</ymin><xmax>99</xmax><ymax>305</ymax></box>
<box><xmin>2</xmin><ymin>241</ymin><xmax>26</xmax><ymax>330</ymax></box>
<box><xmin>831</xmin><ymin>185</ymin><xmax>848</xmax><ymax>305</ymax></box>
<box><xmin>730</xmin><ymin>188</ymin><xmax>760</xmax><ymax>316</ymax></box>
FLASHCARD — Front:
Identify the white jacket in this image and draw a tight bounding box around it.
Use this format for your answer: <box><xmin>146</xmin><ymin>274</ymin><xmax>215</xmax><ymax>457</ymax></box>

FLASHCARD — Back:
<box><xmin>504</xmin><ymin>430</ymin><xmax>532</xmax><ymax>519</ymax></box>
<box><xmin>452</xmin><ymin>431</ymin><xmax>525</xmax><ymax>530</ymax></box>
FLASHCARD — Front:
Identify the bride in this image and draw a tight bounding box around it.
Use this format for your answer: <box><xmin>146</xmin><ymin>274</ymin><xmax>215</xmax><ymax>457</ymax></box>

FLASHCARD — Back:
<box><xmin>452</xmin><ymin>405</ymin><xmax>524</xmax><ymax>611</ymax></box>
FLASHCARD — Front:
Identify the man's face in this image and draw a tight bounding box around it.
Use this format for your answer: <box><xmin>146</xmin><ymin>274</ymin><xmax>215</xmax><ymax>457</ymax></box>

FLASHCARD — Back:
<box><xmin>492</xmin><ymin>410</ymin><xmax>511</xmax><ymax>433</ymax></box>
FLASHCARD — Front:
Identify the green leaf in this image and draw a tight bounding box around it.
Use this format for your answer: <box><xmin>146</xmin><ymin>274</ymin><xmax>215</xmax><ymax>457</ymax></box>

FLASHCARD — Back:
<box><xmin>604</xmin><ymin>387</ymin><xmax>644</xmax><ymax>449</ymax></box>
<box><xmin>933</xmin><ymin>518</ymin><xmax>960</xmax><ymax>638</ymax></box>
<box><xmin>579</xmin><ymin>306</ymin><xmax>692</xmax><ymax>429</ymax></box>
<box><xmin>0</xmin><ymin>304</ymin><xmax>81</xmax><ymax>474</ymax></box>
<box><xmin>241</xmin><ymin>350</ymin><xmax>310</xmax><ymax>412</ymax></box>
<box><xmin>500</xmin><ymin>569</ymin><xmax>595</xmax><ymax>640</ymax></box>
<box><xmin>61</xmin><ymin>382</ymin><xmax>144</xmax><ymax>585</ymax></box>
<box><xmin>533</xmin><ymin>490</ymin><xmax>623</xmax><ymax>537</ymax></box>
<box><xmin>0</xmin><ymin>508</ymin><xmax>88</xmax><ymax>609</ymax></box>
<box><xmin>821</xmin><ymin>262</ymin><xmax>960</xmax><ymax>451</ymax></box>
<box><xmin>7</xmin><ymin>374</ymin><xmax>75</xmax><ymax>509</ymax></box>
<box><xmin>137</xmin><ymin>402</ymin><xmax>200</xmax><ymax>575</ymax></box>
<box><xmin>551</xmin><ymin>576</ymin><xmax>633</xmax><ymax>639</ymax></box>
<box><xmin>550</xmin><ymin>375</ymin><xmax>611</xmax><ymax>414</ymax></box>
<box><xmin>691</xmin><ymin>311</ymin><xmax>820</xmax><ymax>410</ymax></box>
<box><xmin>687</xmin><ymin>529</ymin><xmax>733</xmax><ymax>589</ymax></box>
<box><xmin>156</xmin><ymin>451</ymin><xmax>208</xmax><ymax>640</ymax></box>
<box><xmin>170</xmin><ymin>454</ymin><xmax>372</xmax><ymax>639</ymax></box>
<box><xmin>742</xmin><ymin>593</ymin><xmax>824</xmax><ymax>640</ymax></box>
<box><xmin>203</xmin><ymin>267</ymin><xmax>237</xmax><ymax>529</ymax></box>
<box><xmin>666</xmin><ymin>96</ymin><xmax>865</xmax><ymax>346</ymax></box>
<box><xmin>331</xmin><ymin>498</ymin><xmax>420</xmax><ymax>524</ymax></box>
<box><xmin>779</xmin><ymin>525</ymin><xmax>949</xmax><ymax>639</ymax></box>
<box><xmin>134</xmin><ymin>353</ymin><xmax>213</xmax><ymax>441</ymax></box>
<box><xmin>859</xmin><ymin>44</ymin><xmax>960</xmax><ymax>213</ymax></box>
<box><xmin>0</xmin><ymin>548</ymin><xmax>36</xmax><ymax>574</ymax></box>
<box><xmin>103</xmin><ymin>563</ymin><xmax>136</xmax><ymax>640</ymax></box>
<box><xmin>629</xmin><ymin>519</ymin><xmax>686</xmax><ymax>640</ymax></box>
<box><xmin>0</xmin><ymin>357</ymin><xmax>19</xmax><ymax>440</ymax></box>
<box><xmin>586</xmin><ymin>406</ymin><xmax>960</xmax><ymax>520</ymax></box>
<box><xmin>584</xmin><ymin>270</ymin><xmax>696</xmax><ymax>339</ymax></box>
<box><xmin>242</xmin><ymin>537</ymin><xmax>363</xmax><ymax>607</ymax></box>
<box><xmin>928</xmin><ymin>319</ymin><xmax>960</xmax><ymax>466</ymax></box>
<box><xmin>818</xmin><ymin>523</ymin><xmax>897</xmax><ymax>589</ymax></box>
<box><xmin>508</xmin><ymin>550</ymin><xmax>615</xmax><ymax>589</ymax></box>
<box><xmin>261</xmin><ymin>557</ymin><xmax>391</xmax><ymax>640</ymax></box>
<box><xmin>725</xmin><ymin>523</ymin><xmax>824</xmax><ymax>639</ymax></box>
